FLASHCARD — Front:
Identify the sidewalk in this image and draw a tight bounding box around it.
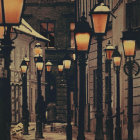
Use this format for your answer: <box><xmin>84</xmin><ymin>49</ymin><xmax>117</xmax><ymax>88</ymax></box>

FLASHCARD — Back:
<box><xmin>11</xmin><ymin>122</ymin><xmax>95</xmax><ymax>140</ymax></box>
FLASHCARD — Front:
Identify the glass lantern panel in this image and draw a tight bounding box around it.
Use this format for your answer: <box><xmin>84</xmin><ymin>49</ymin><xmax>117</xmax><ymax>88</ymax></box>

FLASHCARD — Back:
<box><xmin>92</xmin><ymin>14</ymin><xmax>108</xmax><ymax>33</ymax></box>
<box><xmin>113</xmin><ymin>57</ymin><xmax>121</xmax><ymax>66</ymax></box>
<box><xmin>36</xmin><ymin>62</ymin><xmax>43</xmax><ymax>71</ymax></box>
<box><xmin>21</xmin><ymin>65</ymin><xmax>27</xmax><ymax>73</ymax></box>
<box><xmin>76</xmin><ymin>33</ymin><xmax>90</xmax><ymax>51</ymax></box>
<box><xmin>46</xmin><ymin>65</ymin><xmax>51</xmax><ymax>72</ymax></box>
<box><xmin>58</xmin><ymin>65</ymin><xmax>63</xmax><ymax>72</ymax></box>
<box><xmin>34</xmin><ymin>47</ymin><xmax>42</xmax><ymax>56</ymax></box>
<box><xmin>106</xmin><ymin>50</ymin><xmax>114</xmax><ymax>60</ymax></box>
<box><xmin>4</xmin><ymin>0</ymin><xmax>24</xmax><ymax>24</ymax></box>
<box><xmin>123</xmin><ymin>40</ymin><xmax>135</xmax><ymax>56</ymax></box>
<box><xmin>64</xmin><ymin>60</ymin><xmax>71</xmax><ymax>69</ymax></box>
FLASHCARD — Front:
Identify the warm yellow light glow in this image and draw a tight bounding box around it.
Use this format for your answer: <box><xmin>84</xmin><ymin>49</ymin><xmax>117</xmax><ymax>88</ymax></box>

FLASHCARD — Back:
<box><xmin>63</xmin><ymin>60</ymin><xmax>71</xmax><ymax>69</ymax></box>
<box><xmin>70</xmin><ymin>23</ymin><xmax>75</xmax><ymax>31</ymax></box>
<box><xmin>75</xmin><ymin>33</ymin><xmax>90</xmax><ymax>51</ymax></box>
<box><xmin>58</xmin><ymin>65</ymin><xmax>63</xmax><ymax>72</ymax></box>
<box><xmin>0</xmin><ymin>0</ymin><xmax>24</xmax><ymax>24</ymax></box>
<box><xmin>34</xmin><ymin>47</ymin><xmax>42</xmax><ymax>56</ymax></box>
<box><xmin>36</xmin><ymin>62</ymin><xmax>43</xmax><ymax>71</ymax></box>
<box><xmin>45</xmin><ymin>61</ymin><xmax>52</xmax><ymax>72</ymax></box>
<box><xmin>0</xmin><ymin>26</ymin><xmax>4</xmax><ymax>39</ymax></box>
<box><xmin>73</xmin><ymin>54</ymin><xmax>76</xmax><ymax>60</ymax></box>
<box><xmin>113</xmin><ymin>57</ymin><xmax>121</xmax><ymax>66</ymax></box>
<box><xmin>92</xmin><ymin>14</ymin><xmax>108</xmax><ymax>33</ymax></box>
<box><xmin>123</xmin><ymin>40</ymin><xmax>135</xmax><ymax>56</ymax></box>
<box><xmin>21</xmin><ymin>65</ymin><xmax>27</xmax><ymax>73</ymax></box>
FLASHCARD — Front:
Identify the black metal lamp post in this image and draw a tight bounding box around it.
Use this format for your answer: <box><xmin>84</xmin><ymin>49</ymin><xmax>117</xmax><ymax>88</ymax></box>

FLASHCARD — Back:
<box><xmin>0</xmin><ymin>1</ymin><xmax>25</xmax><ymax>139</ymax></box>
<box><xmin>122</xmin><ymin>30</ymin><xmax>139</xmax><ymax>140</ymax></box>
<box><xmin>112</xmin><ymin>47</ymin><xmax>122</xmax><ymax>140</ymax></box>
<box><xmin>74</xmin><ymin>14</ymin><xmax>92</xmax><ymax>140</ymax></box>
<box><xmin>89</xmin><ymin>1</ymin><xmax>111</xmax><ymax>140</ymax></box>
<box><xmin>20</xmin><ymin>59</ymin><xmax>29</xmax><ymax>135</ymax></box>
<box><xmin>45</xmin><ymin>60</ymin><xmax>53</xmax><ymax>104</ymax></box>
<box><xmin>104</xmin><ymin>41</ymin><xmax>115</xmax><ymax>140</ymax></box>
<box><xmin>63</xmin><ymin>55</ymin><xmax>72</xmax><ymax>140</ymax></box>
<box><xmin>34</xmin><ymin>54</ymin><xmax>44</xmax><ymax>138</ymax></box>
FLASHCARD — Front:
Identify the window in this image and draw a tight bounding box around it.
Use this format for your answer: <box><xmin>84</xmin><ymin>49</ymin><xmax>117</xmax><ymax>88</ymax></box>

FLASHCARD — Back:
<box><xmin>70</xmin><ymin>22</ymin><xmax>75</xmax><ymax>48</ymax></box>
<box><xmin>40</xmin><ymin>22</ymin><xmax>55</xmax><ymax>47</ymax></box>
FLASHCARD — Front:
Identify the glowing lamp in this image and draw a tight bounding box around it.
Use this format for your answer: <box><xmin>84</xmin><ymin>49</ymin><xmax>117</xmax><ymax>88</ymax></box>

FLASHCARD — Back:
<box><xmin>122</xmin><ymin>30</ymin><xmax>136</xmax><ymax>58</ymax></box>
<box><xmin>104</xmin><ymin>40</ymin><xmax>114</xmax><ymax>60</ymax></box>
<box><xmin>112</xmin><ymin>47</ymin><xmax>121</xmax><ymax>67</ymax></box>
<box><xmin>90</xmin><ymin>3</ymin><xmax>110</xmax><ymax>34</ymax></box>
<box><xmin>20</xmin><ymin>59</ymin><xmax>27</xmax><ymax>73</ymax></box>
<box><xmin>45</xmin><ymin>61</ymin><xmax>52</xmax><ymax>72</ymax></box>
<box><xmin>34</xmin><ymin>43</ymin><xmax>42</xmax><ymax>56</ymax></box>
<box><xmin>36</xmin><ymin>55</ymin><xmax>44</xmax><ymax>71</ymax></box>
<box><xmin>58</xmin><ymin>65</ymin><xmax>64</xmax><ymax>72</ymax></box>
<box><xmin>0</xmin><ymin>0</ymin><xmax>25</xmax><ymax>25</ymax></box>
<box><xmin>74</xmin><ymin>16</ymin><xmax>92</xmax><ymax>52</ymax></box>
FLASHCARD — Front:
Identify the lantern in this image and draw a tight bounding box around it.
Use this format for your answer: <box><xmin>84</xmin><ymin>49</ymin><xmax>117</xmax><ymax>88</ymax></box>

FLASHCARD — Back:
<box><xmin>58</xmin><ymin>65</ymin><xmax>64</xmax><ymax>72</ymax></box>
<box><xmin>24</xmin><ymin>56</ymin><xmax>30</xmax><ymax>66</ymax></box>
<box><xmin>34</xmin><ymin>43</ymin><xmax>42</xmax><ymax>56</ymax></box>
<box><xmin>20</xmin><ymin>59</ymin><xmax>27</xmax><ymax>73</ymax></box>
<box><xmin>104</xmin><ymin>40</ymin><xmax>115</xmax><ymax>60</ymax></box>
<box><xmin>90</xmin><ymin>2</ymin><xmax>110</xmax><ymax>35</ymax></box>
<box><xmin>0</xmin><ymin>0</ymin><xmax>25</xmax><ymax>25</ymax></box>
<box><xmin>122</xmin><ymin>31</ymin><xmax>136</xmax><ymax>58</ymax></box>
<box><xmin>74</xmin><ymin>16</ymin><xmax>92</xmax><ymax>52</ymax></box>
<box><xmin>112</xmin><ymin>47</ymin><xmax>121</xmax><ymax>67</ymax></box>
<box><xmin>45</xmin><ymin>61</ymin><xmax>53</xmax><ymax>72</ymax></box>
<box><xmin>36</xmin><ymin>55</ymin><xmax>44</xmax><ymax>71</ymax></box>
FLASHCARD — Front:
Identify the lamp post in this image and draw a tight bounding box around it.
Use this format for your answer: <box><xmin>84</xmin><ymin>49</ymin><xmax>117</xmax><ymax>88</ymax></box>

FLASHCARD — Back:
<box><xmin>104</xmin><ymin>41</ymin><xmax>115</xmax><ymax>140</ymax></box>
<box><xmin>74</xmin><ymin>14</ymin><xmax>92</xmax><ymax>140</ymax></box>
<box><xmin>89</xmin><ymin>2</ymin><xmax>111</xmax><ymax>140</ymax></box>
<box><xmin>112</xmin><ymin>47</ymin><xmax>122</xmax><ymax>140</ymax></box>
<box><xmin>122</xmin><ymin>30</ymin><xmax>139</xmax><ymax>140</ymax></box>
<box><xmin>34</xmin><ymin>50</ymin><xmax>44</xmax><ymax>138</ymax></box>
<box><xmin>45</xmin><ymin>61</ymin><xmax>53</xmax><ymax>104</ymax></box>
<box><xmin>20</xmin><ymin>59</ymin><xmax>29</xmax><ymax>135</ymax></box>
<box><xmin>0</xmin><ymin>1</ymin><xmax>25</xmax><ymax>139</ymax></box>
<box><xmin>63</xmin><ymin>55</ymin><xmax>72</xmax><ymax>140</ymax></box>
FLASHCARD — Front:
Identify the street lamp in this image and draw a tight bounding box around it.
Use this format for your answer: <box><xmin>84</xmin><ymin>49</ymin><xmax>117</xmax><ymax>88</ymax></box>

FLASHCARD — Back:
<box><xmin>45</xmin><ymin>61</ymin><xmax>53</xmax><ymax>72</ymax></box>
<box><xmin>0</xmin><ymin>0</ymin><xmax>25</xmax><ymax>25</ymax></box>
<box><xmin>121</xmin><ymin>30</ymin><xmax>139</xmax><ymax>140</ymax></box>
<box><xmin>63</xmin><ymin>55</ymin><xmax>72</xmax><ymax>140</ymax></box>
<box><xmin>74</xmin><ymin>14</ymin><xmax>91</xmax><ymax>140</ymax></box>
<box><xmin>0</xmin><ymin>1</ymin><xmax>25</xmax><ymax>139</ymax></box>
<box><xmin>112</xmin><ymin>47</ymin><xmax>122</xmax><ymax>140</ymax></box>
<box><xmin>89</xmin><ymin>2</ymin><xmax>111</xmax><ymax>140</ymax></box>
<box><xmin>34</xmin><ymin>55</ymin><xmax>44</xmax><ymax>138</ymax></box>
<box><xmin>20</xmin><ymin>59</ymin><xmax>29</xmax><ymax>135</ymax></box>
<box><xmin>104</xmin><ymin>40</ymin><xmax>114</xmax><ymax>140</ymax></box>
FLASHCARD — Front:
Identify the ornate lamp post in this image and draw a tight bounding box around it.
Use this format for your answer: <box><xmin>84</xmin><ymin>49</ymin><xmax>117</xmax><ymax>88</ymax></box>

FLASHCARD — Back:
<box><xmin>20</xmin><ymin>59</ymin><xmax>29</xmax><ymax>135</ymax></box>
<box><xmin>63</xmin><ymin>55</ymin><xmax>72</xmax><ymax>140</ymax></box>
<box><xmin>74</xmin><ymin>13</ymin><xmax>92</xmax><ymax>140</ymax></box>
<box><xmin>0</xmin><ymin>1</ymin><xmax>25</xmax><ymax>139</ymax></box>
<box><xmin>112</xmin><ymin>47</ymin><xmax>122</xmax><ymax>140</ymax></box>
<box><xmin>89</xmin><ymin>1</ymin><xmax>111</xmax><ymax>139</ymax></box>
<box><xmin>122</xmin><ymin>30</ymin><xmax>139</xmax><ymax>140</ymax></box>
<box><xmin>104</xmin><ymin>41</ymin><xmax>115</xmax><ymax>140</ymax></box>
<box><xmin>34</xmin><ymin>54</ymin><xmax>44</xmax><ymax>138</ymax></box>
